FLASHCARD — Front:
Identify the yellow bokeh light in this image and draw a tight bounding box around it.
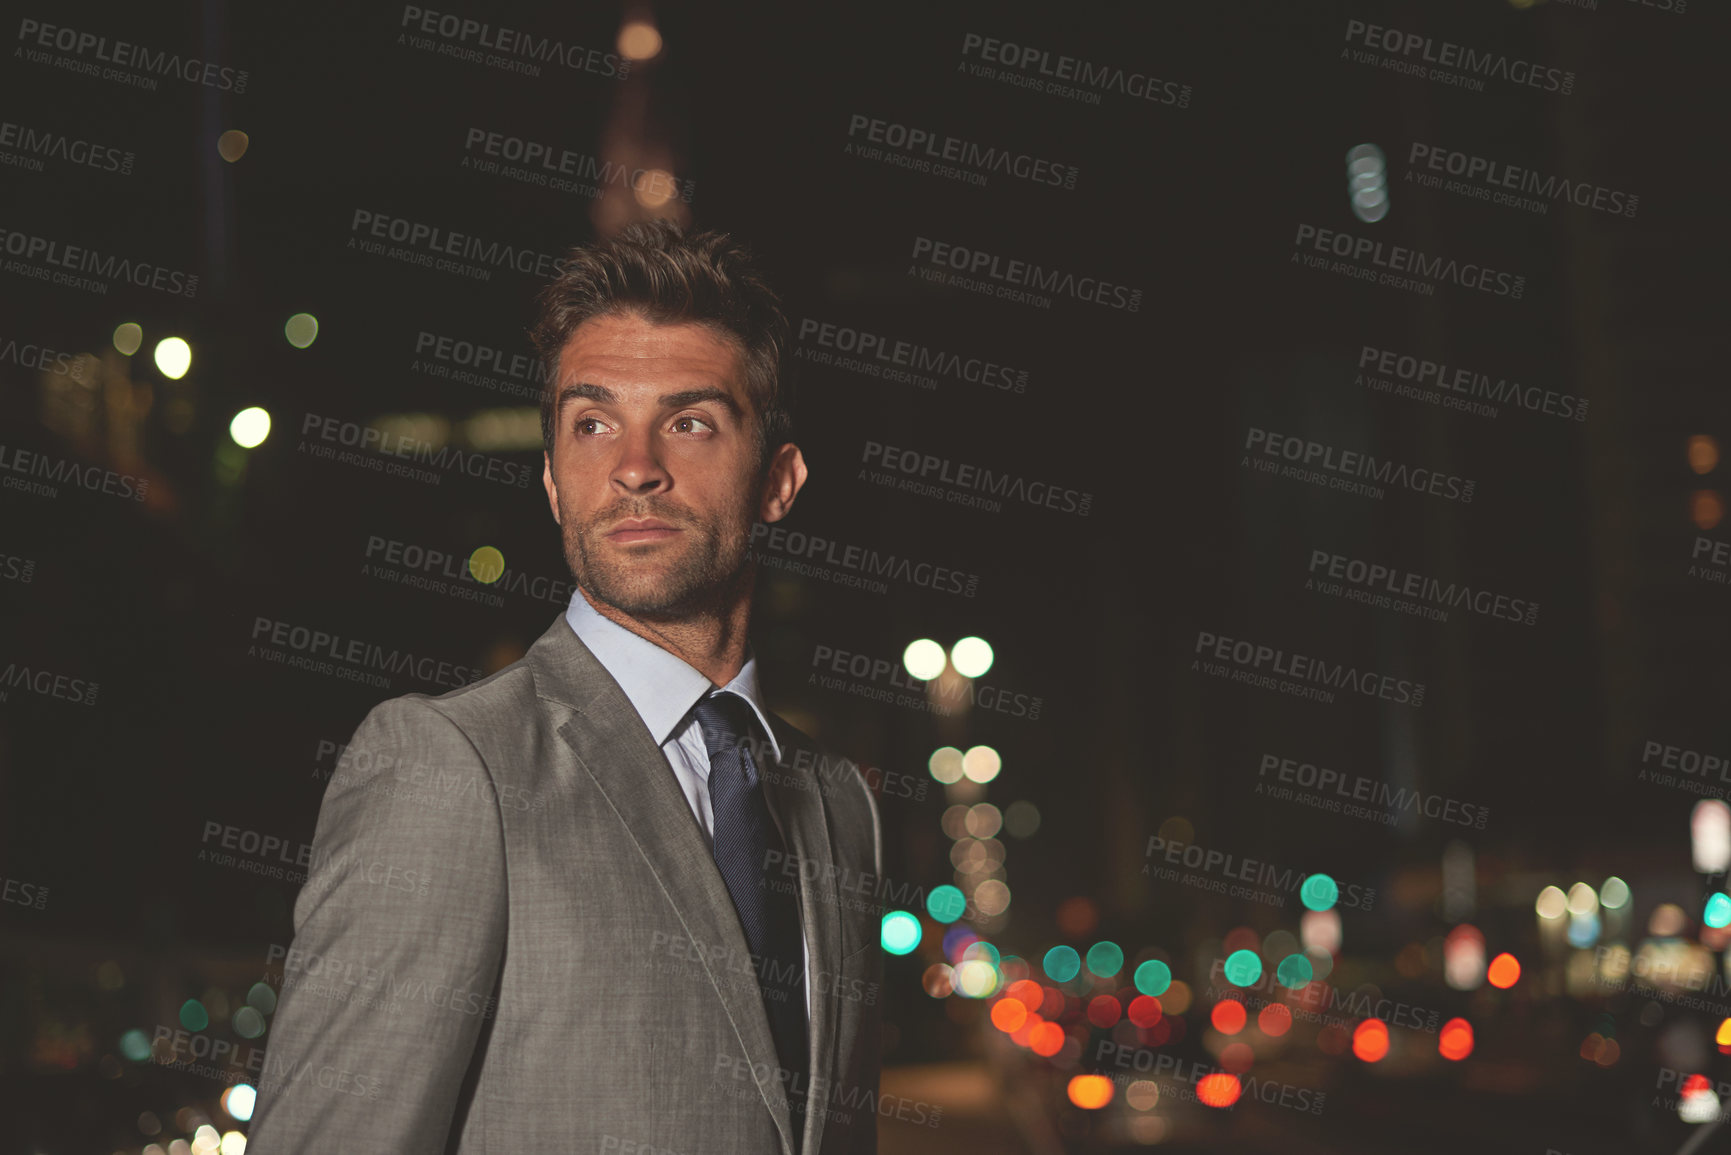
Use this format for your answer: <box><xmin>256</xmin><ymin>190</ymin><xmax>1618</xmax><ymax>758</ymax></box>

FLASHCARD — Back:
<box><xmin>284</xmin><ymin>313</ymin><xmax>319</xmax><ymax>349</ymax></box>
<box><xmin>217</xmin><ymin>130</ymin><xmax>250</xmax><ymax>163</ymax></box>
<box><xmin>113</xmin><ymin>322</ymin><xmax>143</xmax><ymax>356</ymax></box>
<box><xmin>469</xmin><ymin>546</ymin><xmax>505</xmax><ymax>583</ymax></box>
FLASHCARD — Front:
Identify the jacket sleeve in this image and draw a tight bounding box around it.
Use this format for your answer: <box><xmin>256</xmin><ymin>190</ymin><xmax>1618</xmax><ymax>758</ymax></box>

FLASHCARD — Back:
<box><xmin>245</xmin><ymin>696</ymin><xmax>508</xmax><ymax>1152</ymax></box>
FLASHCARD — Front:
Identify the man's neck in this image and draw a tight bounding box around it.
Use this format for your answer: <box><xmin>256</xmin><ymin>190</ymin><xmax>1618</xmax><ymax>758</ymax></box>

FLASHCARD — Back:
<box><xmin>579</xmin><ymin>581</ymin><xmax>754</xmax><ymax>688</ymax></box>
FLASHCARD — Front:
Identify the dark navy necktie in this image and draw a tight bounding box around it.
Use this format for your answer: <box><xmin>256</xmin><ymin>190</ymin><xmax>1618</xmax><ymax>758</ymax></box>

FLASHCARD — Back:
<box><xmin>693</xmin><ymin>691</ymin><xmax>810</xmax><ymax>1145</ymax></box>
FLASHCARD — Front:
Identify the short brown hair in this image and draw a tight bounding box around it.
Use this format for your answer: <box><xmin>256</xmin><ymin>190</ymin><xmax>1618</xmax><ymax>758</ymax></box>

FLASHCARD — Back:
<box><xmin>530</xmin><ymin>220</ymin><xmax>793</xmax><ymax>470</ymax></box>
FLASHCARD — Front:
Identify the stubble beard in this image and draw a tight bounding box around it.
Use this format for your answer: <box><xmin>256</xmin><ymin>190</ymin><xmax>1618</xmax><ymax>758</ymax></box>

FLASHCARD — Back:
<box><xmin>561</xmin><ymin>492</ymin><xmax>756</xmax><ymax>621</ymax></box>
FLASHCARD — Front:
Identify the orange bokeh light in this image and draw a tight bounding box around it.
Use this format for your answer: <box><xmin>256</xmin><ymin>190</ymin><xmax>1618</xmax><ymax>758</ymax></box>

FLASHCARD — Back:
<box><xmin>1717</xmin><ymin>1019</ymin><xmax>1731</xmax><ymax>1052</ymax></box>
<box><xmin>1030</xmin><ymin>1021</ymin><xmax>1065</xmax><ymax>1057</ymax></box>
<box><xmin>1438</xmin><ymin>1018</ymin><xmax>1474</xmax><ymax>1061</ymax></box>
<box><xmin>1067</xmin><ymin>1074</ymin><xmax>1114</xmax><ymax>1109</ymax></box>
<box><xmin>992</xmin><ymin>998</ymin><xmax>1029</xmax><ymax>1033</ymax></box>
<box><xmin>1211</xmin><ymin>999</ymin><xmax>1247</xmax><ymax>1035</ymax></box>
<box><xmin>1487</xmin><ymin>952</ymin><xmax>1521</xmax><ymax>989</ymax></box>
<box><xmin>1352</xmin><ymin>1019</ymin><xmax>1390</xmax><ymax>1062</ymax></box>
<box><xmin>1008</xmin><ymin>980</ymin><xmax>1044</xmax><ymax>1010</ymax></box>
<box><xmin>1258</xmin><ymin>1003</ymin><xmax>1293</xmax><ymax>1037</ymax></box>
<box><xmin>1196</xmin><ymin>1073</ymin><xmax>1242</xmax><ymax>1108</ymax></box>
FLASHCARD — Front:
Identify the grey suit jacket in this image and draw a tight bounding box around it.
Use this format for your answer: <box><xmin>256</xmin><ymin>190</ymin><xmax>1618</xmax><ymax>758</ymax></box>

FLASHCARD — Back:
<box><xmin>247</xmin><ymin>614</ymin><xmax>884</xmax><ymax>1154</ymax></box>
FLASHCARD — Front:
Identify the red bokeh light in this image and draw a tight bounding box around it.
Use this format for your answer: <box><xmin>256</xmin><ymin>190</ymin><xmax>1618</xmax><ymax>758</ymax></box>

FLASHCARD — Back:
<box><xmin>1258</xmin><ymin>1003</ymin><xmax>1292</xmax><ymax>1037</ymax></box>
<box><xmin>1211</xmin><ymin>999</ymin><xmax>1247</xmax><ymax>1035</ymax></box>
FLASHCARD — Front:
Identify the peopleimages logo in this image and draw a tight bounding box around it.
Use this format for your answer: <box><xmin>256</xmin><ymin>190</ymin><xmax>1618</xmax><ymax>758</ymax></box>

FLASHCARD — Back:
<box><xmin>1357</xmin><ymin>344</ymin><xmax>1587</xmax><ymax>423</ymax></box>
<box><xmin>845</xmin><ymin>113</ymin><xmax>1079</xmax><ymax>190</ymax></box>
<box><xmin>1406</xmin><ymin>143</ymin><xmax>1636</xmax><ymax>219</ymax></box>
<box><xmin>1192</xmin><ymin>628</ymin><xmax>1425</xmax><ymax>707</ymax></box>
<box><xmin>958</xmin><ymin>33</ymin><xmax>1192</xmax><ymax>108</ymax></box>
<box><xmin>1244</xmin><ymin>427</ymin><xmax>1475</xmax><ymax>505</ymax></box>
<box><xmin>1306</xmin><ymin>548</ymin><xmax>1539</xmax><ymax>627</ymax></box>
<box><xmin>909</xmin><ymin>236</ymin><xmax>1142</xmax><ymax>313</ymax></box>
<box><xmin>398</xmin><ymin>6</ymin><xmax>627</xmax><ymax>80</ymax></box>
<box><xmin>16</xmin><ymin>17</ymin><xmax>250</xmax><ymax>92</ymax></box>
<box><xmin>1342</xmin><ymin>19</ymin><xmax>1575</xmax><ymax>95</ymax></box>
<box><xmin>1293</xmin><ymin>224</ymin><xmax>1524</xmax><ymax>299</ymax></box>
<box><xmin>0</xmin><ymin>119</ymin><xmax>134</xmax><ymax>176</ymax></box>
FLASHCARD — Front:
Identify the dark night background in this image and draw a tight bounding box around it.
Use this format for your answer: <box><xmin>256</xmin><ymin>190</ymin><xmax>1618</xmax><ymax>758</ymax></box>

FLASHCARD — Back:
<box><xmin>2</xmin><ymin>1</ymin><xmax>1727</xmax><ymax>1152</ymax></box>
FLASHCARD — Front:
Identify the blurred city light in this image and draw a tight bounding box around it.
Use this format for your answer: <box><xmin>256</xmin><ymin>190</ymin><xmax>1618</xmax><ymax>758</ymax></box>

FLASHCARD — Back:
<box><xmin>928</xmin><ymin>746</ymin><xmax>964</xmax><ymax>784</ymax></box>
<box><xmin>1444</xmin><ymin>925</ymin><xmax>1486</xmax><ymax>990</ymax></box>
<box><xmin>1346</xmin><ymin>143</ymin><xmax>1389</xmax><ymax>223</ymax></box>
<box><xmin>154</xmin><ymin>337</ymin><xmax>192</xmax><ymax>379</ymax></box>
<box><xmin>220</xmin><ymin>1084</ymin><xmax>256</xmax><ymax>1123</ymax></box>
<box><xmin>903</xmin><ymin>638</ymin><xmax>946</xmax><ymax>680</ymax></box>
<box><xmin>1043</xmin><ymin>945</ymin><xmax>1081</xmax><ymax>982</ymax></box>
<box><xmin>1224</xmin><ymin>949</ymin><xmax>1262</xmax><ymax>986</ymax></box>
<box><xmin>961</xmin><ymin>745</ymin><xmax>1001</xmax><ymax>784</ymax></box>
<box><xmin>950</xmin><ymin>636</ymin><xmax>993</xmax><ymax>677</ymax></box>
<box><xmin>1134</xmin><ymin>959</ymin><xmax>1172</xmax><ymax>996</ymax></box>
<box><xmin>1535</xmin><ymin>885</ymin><xmax>1568</xmax><ymax>919</ymax></box>
<box><xmin>216</xmin><ymin>130</ymin><xmax>249</xmax><ymax>162</ymax></box>
<box><xmin>1689</xmin><ymin>435</ymin><xmax>1719</xmax><ymax>475</ymax></box>
<box><xmin>617</xmin><ymin>20</ymin><xmax>662</xmax><ymax>61</ymax></box>
<box><xmin>284</xmin><ymin>313</ymin><xmax>319</xmax><ymax>348</ymax></box>
<box><xmin>1300</xmin><ymin>873</ymin><xmax>1339</xmax><ymax>912</ymax></box>
<box><xmin>469</xmin><ymin>546</ymin><xmax>505</xmax><ymax>583</ymax></box>
<box><xmin>229</xmin><ymin>407</ymin><xmax>271</xmax><ymax>449</ymax></box>
<box><xmin>1487</xmin><ymin>952</ymin><xmax>1522</xmax><ymax>988</ymax></box>
<box><xmin>881</xmin><ymin>911</ymin><xmax>921</xmax><ymax>955</ymax></box>
<box><xmin>1693</xmin><ymin>800</ymin><xmax>1731</xmax><ymax>872</ymax></box>
<box><xmin>112</xmin><ymin>322</ymin><xmax>143</xmax><ymax>355</ymax></box>
<box><xmin>1439</xmin><ymin>1018</ymin><xmax>1475</xmax><ymax>1061</ymax></box>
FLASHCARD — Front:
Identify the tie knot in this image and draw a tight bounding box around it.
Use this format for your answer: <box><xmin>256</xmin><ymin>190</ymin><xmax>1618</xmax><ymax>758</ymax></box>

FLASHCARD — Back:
<box><xmin>692</xmin><ymin>691</ymin><xmax>759</xmax><ymax>759</ymax></box>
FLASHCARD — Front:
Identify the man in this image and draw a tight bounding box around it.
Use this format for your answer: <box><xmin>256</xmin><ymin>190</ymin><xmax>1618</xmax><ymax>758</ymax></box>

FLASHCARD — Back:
<box><xmin>247</xmin><ymin>220</ymin><xmax>884</xmax><ymax>1154</ymax></box>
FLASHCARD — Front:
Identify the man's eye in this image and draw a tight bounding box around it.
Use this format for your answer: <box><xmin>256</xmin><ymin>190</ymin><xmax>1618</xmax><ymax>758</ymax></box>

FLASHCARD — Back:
<box><xmin>576</xmin><ymin>417</ymin><xmax>606</xmax><ymax>435</ymax></box>
<box><xmin>674</xmin><ymin>415</ymin><xmax>715</xmax><ymax>434</ymax></box>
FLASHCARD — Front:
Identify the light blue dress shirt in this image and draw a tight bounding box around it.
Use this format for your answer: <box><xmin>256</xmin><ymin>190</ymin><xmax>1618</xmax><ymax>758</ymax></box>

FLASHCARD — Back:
<box><xmin>564</xmin><ymin>589</ymin><xmax>812</xmax><ymax>1023</ymax></box>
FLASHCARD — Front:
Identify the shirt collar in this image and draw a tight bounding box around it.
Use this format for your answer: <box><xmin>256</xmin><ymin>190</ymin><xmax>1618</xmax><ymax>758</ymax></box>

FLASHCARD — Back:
<box><xmin>564</xmin><ymin>588</ymin><xmax>783</xmax><ymax>763</ymax></box>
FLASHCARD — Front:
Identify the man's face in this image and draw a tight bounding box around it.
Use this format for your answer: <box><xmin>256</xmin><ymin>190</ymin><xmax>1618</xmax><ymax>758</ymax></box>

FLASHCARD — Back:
<box><xmin>541</xmin><ymin>311</ymin><xmax>806</xmax><ymax>620</ymax></box>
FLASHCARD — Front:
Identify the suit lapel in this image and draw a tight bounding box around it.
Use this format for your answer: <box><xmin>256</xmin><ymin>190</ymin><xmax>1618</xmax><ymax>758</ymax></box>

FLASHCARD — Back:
<box><xmin>760</xmin><ymin>721</ymin><xmax>844</xmax><ymax>1155</ymax></box>
<box><xmin>525</xmin><ymin>618</ymin><xmax>800</xmax><ymax>1153</ymax></box>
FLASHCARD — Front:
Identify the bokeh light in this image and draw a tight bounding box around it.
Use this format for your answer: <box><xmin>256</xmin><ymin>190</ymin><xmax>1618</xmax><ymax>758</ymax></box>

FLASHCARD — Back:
<box><xmin>1067</xmin><ymin>1074</ymin><xmax>1114</xmax><ymax>1109</ymax></box>
<box><xmin>1043</xmin><ymin>945</ymin><xmax>1081</xmax><ymax>982</ymax></box>
<box><xmin>903</xmin><ymin>639</ymin><xmax>947</xmax><ymax>680</ymax></box>
<box><xmin>1211</xmin><ymin>999</ymin><xmax>1247</xmax><ymax>1034</ymax></box>
<box><xmin>1352</xmin><ymin>1019</ymin><xmax>1390</xmax><ymax>1062</ymax></box>
<box><xmin>154</xmin><ymin>337</ymin><xmax>192</xmax><ymax>379</ymax></box>
<box><xmin>1301</xmin><ymin>874</ymin><xmax>1339</xmax><ymax>911</ymax></box>
<box><xmin>284</xmin><ymin>313</ymin><xmax>319</xmax><ymax>348</ymax></box>
<box><xmin>1134</xmin><ymin>959</ymin><xmax>1172</xmax><ymax>997</ymax></box>
<box><xmin>229</xmin><ymin>408</ymin><xmax>271</xmax><ymax>449</ymax></box>
<box><xmin>113</xmin><ymin>322</ymin><xmax>143</xmax><ymax>356</ymax></box>
<box><xmin>1224</xmin><ymin>949</ymin><xmax>1262</xmax><ymax>986</ymax></box>
<box><xmin>1487</xmin><ymin>952</ymin><xmax>1521</xmax><ymax>989</ymax></box>
<box><xmin>950</xmin><ymin>636</ymin><xmax>994</xmax><ymax>677</ymax></box>
<box><xmin>927</xmin><ymin>885</ymin><xmax>966</xmax><ymax>923</ymax></box>
<box><xmin>1086</xmin><ymin>941</ymin><xmax>1124</xmax><ymax>977</ymax></box>
<box><xmin>881</xmin><ymin>911</ymin><xmax>921</xmax><ymax>955</ymax></box>
<box><xmin>216</xmin><ymin>130</ymin><xmax>249</xmax><ymax>162</ymax></box>
<box><xmin>1439</xmin><ymin>1018</ymin><xmax>1474</xmax><ymax>1061</ymax></box>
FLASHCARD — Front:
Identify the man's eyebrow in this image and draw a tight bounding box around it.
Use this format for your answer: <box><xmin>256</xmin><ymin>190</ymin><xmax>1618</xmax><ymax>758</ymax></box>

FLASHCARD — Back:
<box><xmin>554</xmin><ymin>383</ymin><xmax>744</xmax><ymax>420</ymax></box>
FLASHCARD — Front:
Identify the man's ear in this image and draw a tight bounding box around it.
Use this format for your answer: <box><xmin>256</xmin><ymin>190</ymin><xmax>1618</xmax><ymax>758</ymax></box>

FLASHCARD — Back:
<box><xmin>542</xmin><ymin>451</ymin><xmax>562</xmax><ymax>525</ymax></box>
<box><xmin>759</xmin><ymin>442</ymin><xmax>808</xmax><ymax>524</ymax></box>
